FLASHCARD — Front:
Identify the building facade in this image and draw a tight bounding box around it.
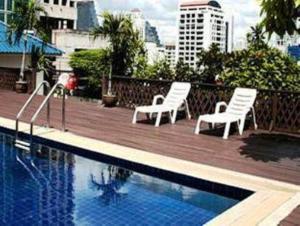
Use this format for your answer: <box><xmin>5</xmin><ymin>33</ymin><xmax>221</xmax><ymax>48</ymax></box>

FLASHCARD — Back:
<box><xmin>176</xmin><ymin>0</ymin><xmax>232</xmax><ymax>68</ymax></box>
<box><xmin>128</xmin><ymin>9</ymin><xmax>162</xmax><ymax>64</ymax></box>
<box><xmin>164</xmin><ymin>43</ymin><xmax>176</xmax><ymax>68</ymax></box>
<box><xmin>145</xmin><ymin>21</ymin><xmax>161</xmax><ymax>46</ymax></box>
<box><xmin>40</xmin><ymin>0</ymin><xmax>78</xmax><ymax>32</ymax></box>
<box><xmin>52</xmin><ymin>29</ymin><xmax>108</xmax><ymax>70</ymax></box>
<box><xmin>77</xmin><ymin>0</ymin><xmax>99</xmax><ymax>31</ymax></box>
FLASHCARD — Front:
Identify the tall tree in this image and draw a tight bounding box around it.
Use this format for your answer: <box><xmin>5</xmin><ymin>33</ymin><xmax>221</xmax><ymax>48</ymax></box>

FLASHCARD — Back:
<box><xmin>174</xmin><ymin>59</ymin><xmax>198</xmax><ymax>82</ymax></box>
<box><xmin>260</xmin><ymin>0</ymin><xmax>300</xmax><ymax>37</ymax></box>
<box><xmin>91</xmin><ymin>12</ymin><xmax>143</xmax><ymax>95</ymax></box>
<box><xmin>197</xmin><ymin>44</ymin><xmax>225</xmax><ymax>83</ymax></box>
<box><xmin>7</xmin><ymin>0</ymin><xmax>47</xmax><ymax>82</ymax></box>
<box><xmin>246</xmin><ymin>25</ymin><xmax>268</xmax><ymax>50</ymax></box>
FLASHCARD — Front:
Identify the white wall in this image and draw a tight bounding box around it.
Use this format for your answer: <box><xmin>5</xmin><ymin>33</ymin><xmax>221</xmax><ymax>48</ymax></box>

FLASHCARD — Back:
<box><xmin>41</xmin><ymin>2</ymin><xmax>77</xmax><ymax>21</ymax></box>
<box><xmin>0</xmin><ymin>54</ymin><xmax>31</xmax><ymax>69</ymax></box>
<box><xmin>52</xmin><ymin>29</ymin><xmax>109</xmax><ymax>70</ymax></box>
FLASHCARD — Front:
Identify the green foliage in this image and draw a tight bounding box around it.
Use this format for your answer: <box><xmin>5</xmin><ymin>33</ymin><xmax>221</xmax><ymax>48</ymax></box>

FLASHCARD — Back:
<box><xmin>146</xmin><ymin>60</ymin><xmax>174</xmax><ymax>80</ymax></box>
<box><xmin>132</xmin><ymin>55</ymin><xmax>149</xmax><ymax>79</ymax></box>
<box><xmin>7</xmin><ymin>0</ymin><xmax>48</xmax><ymax>43</ymax></box>
<box><xmin>174</xmin><ymin>59</ymin><xmax>198</xmax><ymax>81</ymax></box>
<box><xmin>91</xmin><ymin>11</ymin><xmax>145</xmax><ymax>77</ymax></box>
<box><xmin>220</xmin><ymin>26</ymin><xmax>300</xmax><ymax>91</ymax></box>
<box><xmin>30</xmin><ymin>45</ymin><xmax>53</xmax><ymax>75</ymax></box>
<box><xmin>133</xmin><ymin>59</ymin><xmax>174</xmax><ymax>80</ymax></box>
<box><xmin>69</xmin><ymin>49</ymin><xmax>110</xmax><ymax>87</ymax></box>
<box><xmin>197</xmin><ymin>43</ymin><xmax>225</xmax><ymax>83</ymax></box>
<box><xmin>246</xmin><ymin>25</ymin><xmax>268</xmax><ymax>50</ymax></box>
<box><xmin>220</xmin><ymin>47</ymin><xmax>300</xmax><ymax>91</ymax></box>
<box><xmin>260</xmin><ymin>0</ymin><xmax>300</xmax><ymax>38</ymax></box>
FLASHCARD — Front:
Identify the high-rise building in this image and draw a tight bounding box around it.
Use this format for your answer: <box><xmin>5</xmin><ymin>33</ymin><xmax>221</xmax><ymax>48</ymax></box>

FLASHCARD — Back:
<box><xmin>128</xmin><ymin>9</ymin><xmax>162</xmax><ymax>64</ymax></box>
<box><xmin>165</xmin><ymin>43</ymin><xmax>176</xmax><ymax>68</ymax></box>
<box><xmin>129</xmin><ymin>8</ymin><xmax>146</xmax><ymax>40</ymax></box>
<box><xmin>77</xmin><ymin>0</ymin><xmax>99</xmax><ymax>31</ymax></box>
<box><xmin>129</xmin><ymin>9</ymin><xmax>161</xmax><ymax>46</ymax></box>
<box><xmin>0</xmin><ymin>0</ymin><xmax>13</xmax><ymax>23</ymax></box>
<box><xmin>145</xmin><ymin>21</ymin><xmax>161</xmax><ymax>46</ymax></box>
<box><xmin>176</xmin><ymin>0</ymin><xmax>232</xmax><ymax>68</ymax></box>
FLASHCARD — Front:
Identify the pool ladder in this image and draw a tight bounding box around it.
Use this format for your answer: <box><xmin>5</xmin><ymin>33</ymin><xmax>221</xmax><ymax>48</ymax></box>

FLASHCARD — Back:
<box><xmin>15</xmin><ymin>81</ymin><xmax>66</xmax><ymax>150</ymax></box>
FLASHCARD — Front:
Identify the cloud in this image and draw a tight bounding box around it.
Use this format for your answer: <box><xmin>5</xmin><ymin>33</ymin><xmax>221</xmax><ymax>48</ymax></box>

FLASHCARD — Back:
<box><xmin>96</xmin><ymin>0</ymin><xmax>261</xmax><ymax>44</ymax></box>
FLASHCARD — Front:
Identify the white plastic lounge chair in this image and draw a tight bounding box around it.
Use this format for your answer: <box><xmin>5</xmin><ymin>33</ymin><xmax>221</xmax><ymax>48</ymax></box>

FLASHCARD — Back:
<box><xmin>132</xmin><ymin>82</ymin><xmax>191</xmax><ymax>127</ymax></box>
<box><xmin>194</xmin><ymin>88</ymin><xmax>258</xmax><ymax>139</ymax></box>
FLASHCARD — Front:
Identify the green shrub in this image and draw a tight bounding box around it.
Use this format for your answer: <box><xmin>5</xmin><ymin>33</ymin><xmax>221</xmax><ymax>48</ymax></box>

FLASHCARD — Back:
<box><xmin>133</xmin><ymin>59</ymin><xmax>174</xmax><ymax>80</ymax></box>
<box><xmin>69</xmin><ymin>48</ymin><xmax>110</xmax><ymax>87</ymax></box>
<box><xmin>220</xmin><ymin>47</ymin><xmax>300</xmax><ymax>91</ymax></box>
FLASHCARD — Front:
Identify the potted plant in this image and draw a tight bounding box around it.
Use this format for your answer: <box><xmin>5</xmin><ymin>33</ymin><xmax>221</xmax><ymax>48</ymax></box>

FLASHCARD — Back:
<box><xmin>102</xmin><ymin>64</ymin><xmax>117</xmax><ymax>107</ymax></box>
<box><xmin>91</xmin><ymin>12</ymin><xmax>134</xmax><ymax>107</ymax></box>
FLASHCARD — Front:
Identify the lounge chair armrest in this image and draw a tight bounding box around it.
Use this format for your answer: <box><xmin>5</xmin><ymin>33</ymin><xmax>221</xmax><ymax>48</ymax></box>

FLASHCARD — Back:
<box><xmin>152</xmin><ymin>95</ymin><xmax>165</xmax><ymax>106</ymax></box>
<box><xmin>215</xmin><ymin>101</ymin><xmax>228</xmax><ymax>114</ymax></box>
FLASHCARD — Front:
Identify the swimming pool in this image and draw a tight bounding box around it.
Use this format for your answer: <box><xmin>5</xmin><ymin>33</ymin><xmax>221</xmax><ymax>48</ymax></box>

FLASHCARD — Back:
<box><xmin>0</xmin><ymin>131</ymin><xmax>252</xmax><ymax>225</ymax></box>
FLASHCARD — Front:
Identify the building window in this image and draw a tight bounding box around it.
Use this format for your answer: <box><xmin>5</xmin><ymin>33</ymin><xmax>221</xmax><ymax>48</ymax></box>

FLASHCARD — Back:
<box><xmin>53</xmin><ymin>0</ymin><xmax>59</xmax><ymax>4</ymax></box>
<box><xmin>70</xmin><ymin>1</ymin><xmax>75</xmax><ymax>7</ymax></box>
<box><xmin>62</xmin><ymin>0</ymin><xmax>67</xmax><ymax>6</ymax></box>
<box><xmin>44</xmin><ymin>0</ymin><xmax>49</xmax><ymax>3</ymax></box>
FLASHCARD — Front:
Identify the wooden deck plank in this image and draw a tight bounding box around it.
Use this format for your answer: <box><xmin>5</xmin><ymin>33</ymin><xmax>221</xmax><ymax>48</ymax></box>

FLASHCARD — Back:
<box><xmin>0</xmin><ymin>90</ymin><xmax>299</xmax><ymax>224</ymax></box>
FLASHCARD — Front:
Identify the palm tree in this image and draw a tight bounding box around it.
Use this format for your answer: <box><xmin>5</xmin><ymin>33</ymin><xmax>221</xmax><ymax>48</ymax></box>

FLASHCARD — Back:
<box><xmin>246</xmin><ymin>25</ymin><xmax>268</xmax><ymax>50</ymax></box>
<box><xmin>91</xmin><ymin>12</ymin><xmax>135</xmax><ymax>95</ymax></box>
<box><xmin>260</xmin><ymin>0</ymin><xmax>300</xmax><ymax>37</ymax></box>
<box><xmin>7</xmin><ymin>0</ymin><xmax>47</xmax><ymax>82</ymax></box>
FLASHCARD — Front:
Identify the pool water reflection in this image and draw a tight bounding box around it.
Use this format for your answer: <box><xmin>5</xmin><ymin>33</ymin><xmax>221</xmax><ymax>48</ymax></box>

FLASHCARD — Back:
<box><xmin>0</xmin><ymin>133</ymin><xmax>240</xmax><ymax>225</ymax></box>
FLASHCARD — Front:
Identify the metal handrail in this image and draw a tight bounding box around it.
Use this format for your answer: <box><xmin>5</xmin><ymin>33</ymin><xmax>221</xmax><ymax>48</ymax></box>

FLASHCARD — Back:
<box><xmin>16</xmin><ymin>81</ymin><xmax>50</xmax><ymax>138</ymax></box>
<box><xmin>30</xmin><ymin>82</ymin><xmax>66</xmax><ymax>140</ymax></box>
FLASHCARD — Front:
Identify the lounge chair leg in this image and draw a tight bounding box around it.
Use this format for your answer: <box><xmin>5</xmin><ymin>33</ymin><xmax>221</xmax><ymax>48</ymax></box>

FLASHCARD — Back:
<box><xmin>251</xmin><ymin>107</ymin><xmax>258</xmax><ymax>130</ymax></box>
<box><xmin>155</xmin><ymin>112</ymin><xmax>162</xmax><ymax>127</ymax></box>
<box><xmin>195</xmin><ymin>117</ymin><xmax>202</xmax><ymax>134</ymax></box>
<box><xmin>132</xmin><ymin>110</ymin><xmax>138</xmax><ymax>124</ymax></box>
<box><xmin>237</xmin><ymin>120</ymin><xmax>242</xmax><ymax>135</ymax></box>
<box><xmin>171</xmin><ymin>110</ymin><xmax>177</xmax><ymax>124</ymax></box>
<box><xmin>184</xmin><ymin>99</ymin><xmax>191</xmax><ymax>120</ymax></box>
<box><xmin>211</xmin><ymin>123</ymin><xmax>215</xmax><ymax>129</ymax></box>
<box><xmin>223</xmin><ymin>122</ymin><xmax>231</xmax><ymax>139</ymax></box>
<box><xmin>239</xmin><ymin>117</ymin><xmax>245</xmax><ymax>135</ymax></box>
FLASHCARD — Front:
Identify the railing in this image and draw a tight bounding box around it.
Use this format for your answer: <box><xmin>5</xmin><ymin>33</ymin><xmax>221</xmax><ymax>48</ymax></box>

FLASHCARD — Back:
<box><xmin>30</xmin><ymin>82</ymin><xmax>66</xmax><ymax>140</ymax></box>
<box><xmin>15</xmin><ymin>81</ymin><xmax>51</xmax><ymax>139</ymax></box>
<box><xmin>107</xmin><ymin>76</ymin><xmax>300</xmax><ymax>134</ymax></box>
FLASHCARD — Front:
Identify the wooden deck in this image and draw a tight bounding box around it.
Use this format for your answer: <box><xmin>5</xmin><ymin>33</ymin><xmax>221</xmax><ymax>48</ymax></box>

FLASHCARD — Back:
<box><xmin>0</xmin><ymin>90</ymin><xmax>299</xmax><ymax>225</ymax></box>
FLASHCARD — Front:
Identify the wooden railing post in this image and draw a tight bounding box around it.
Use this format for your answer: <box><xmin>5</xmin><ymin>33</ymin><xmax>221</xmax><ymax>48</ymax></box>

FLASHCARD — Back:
<box><xmin>269</xmin><ymin>93</ymin><xmax>278</xmax><ymax>132</ymax></box>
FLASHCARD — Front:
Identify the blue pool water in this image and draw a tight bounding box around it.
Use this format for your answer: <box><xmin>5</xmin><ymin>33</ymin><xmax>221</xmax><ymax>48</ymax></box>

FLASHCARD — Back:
<box><xmin>0</xmin><ymin>133</ymin><xmax>247</xmax><ymax>226</ymax></box>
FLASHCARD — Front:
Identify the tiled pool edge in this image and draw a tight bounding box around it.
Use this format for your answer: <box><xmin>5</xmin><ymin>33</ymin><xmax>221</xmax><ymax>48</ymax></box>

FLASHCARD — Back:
<box><xmin>1</xmin><ymin>116</ymin><xmax>300</xmax><ymax>225</ymax></box>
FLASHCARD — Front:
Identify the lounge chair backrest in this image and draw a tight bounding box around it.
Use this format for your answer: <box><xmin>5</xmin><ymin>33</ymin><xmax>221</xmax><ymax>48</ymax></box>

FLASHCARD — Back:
<box><xmin>226</xmin><ymin>88</ymin><xmax>257</xmax><ymax>117</ymax></box>
<box><xmin>164</xmin><ymin>82</ymin><xmax>191</xmax><ymax>109</ymax></box>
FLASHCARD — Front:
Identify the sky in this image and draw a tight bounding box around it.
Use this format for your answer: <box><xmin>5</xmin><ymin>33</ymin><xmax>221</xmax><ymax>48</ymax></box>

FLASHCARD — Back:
<box><xmin>95</xmin><ymin>0</ymin><xmax>261</xmax><ymax>44</ymax></box>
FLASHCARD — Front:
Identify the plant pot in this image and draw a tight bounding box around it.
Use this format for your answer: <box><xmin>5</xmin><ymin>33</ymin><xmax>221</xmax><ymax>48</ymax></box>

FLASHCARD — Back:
<box><xmin>15</xmin><ymin>80</ymin><xmax>28</xmax><ymax>94</ymax></box>
<box><xmin>102</xmin><ymin>94</ymin><xmax>117</xmax><ymax>107</ymax></box>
